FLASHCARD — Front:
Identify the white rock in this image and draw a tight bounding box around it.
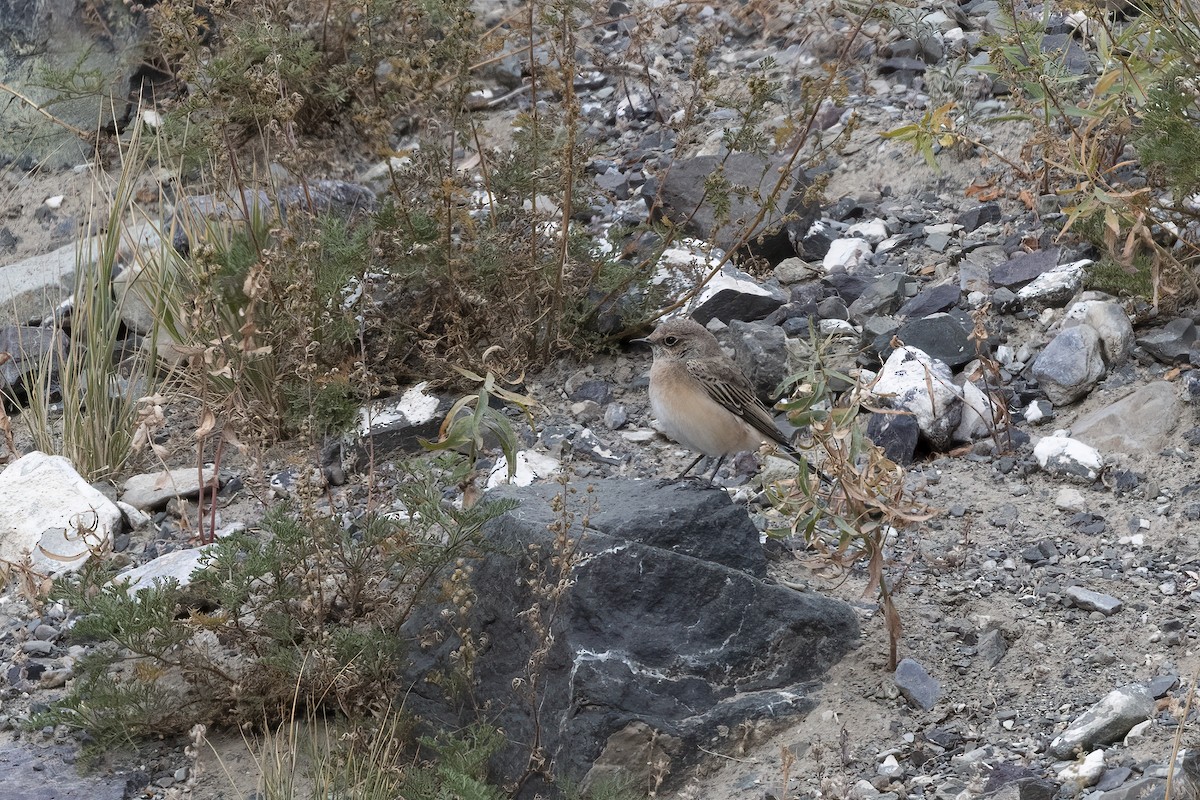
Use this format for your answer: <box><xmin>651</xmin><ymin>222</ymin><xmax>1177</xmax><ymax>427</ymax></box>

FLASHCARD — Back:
<box><xmin>0</xmin><ymin>452</ymin><xmax>122</xmax><ymax>574</ymax></box>
<box><xmin>140</xmin><ymin>109</ymin><xmax>163</xmax><ymax>129</ymax></box>
<box><xmin>115</xmin><ymin>547</ymin><xmax>212</xmax><ymax>595</ymax></box>
<box><xmin>486</xmin><ymin>450</ymin><xmax>560</xmax><ymax>488</ymax></box>
<box><xmin>846</xmin><ymin>218</ymin><xmax>889</xmax><ymax>244</ymax></box>
<box><xmin>358</xmin><ymin>381</ymin><xmax>441</xmax><ymax>435</ymax></box>
<box><xmin>116</xmin><ymin>501</ymin><xmax>152</xmax><ymax>530</ymax></box>
<box><xmin>872</xmin><ymin>346</ymin><xmax>962</xmax><ymax>449</ymax></box>
<box><xmin>1056</xmin><ymin>749</ymin><xmax>1105</xmax><ymax>787</ymax></box>
<box><xmin>1017</xmin><ymin>259</ymin><xmax>1090</xmax><ymax>308</ymax></box>
<box><xmin>1054</xmin><ymin>488</ymin><xmax>1087</xmax><ymax>513</ymax></box>
<box><xmin>1033</xmin><ymin>436</ymin><xmax>1103</xmax><ymax>483</ymax></box>
<box><xmin>44</xmin><ymin>195</ymin><xmax>64</xmax><ymax>209</ymax></box>
<box><xmin>877</xmin><ymin>753</ymin><xmax>903</xmax><ymax>778</ymax></box>
<box><xmin>685</xmin><ymin>264</ymin><xmax>782</xmax><ymax>319</ymax></box>
<box><xmin>823</xmin><ymin>237</ymin><xmax>873</xmax><ymax>272</ymax></box>
<box><xmin>953</xmin><ymin>379</ymin><xmax>999</xmax><ymax>442</ymax></box>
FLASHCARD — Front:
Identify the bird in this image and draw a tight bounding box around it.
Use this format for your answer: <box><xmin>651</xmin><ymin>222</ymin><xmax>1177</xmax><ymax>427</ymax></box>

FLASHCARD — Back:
<box><xmin>635</xmin><ymin>317</ymin><xmax>797</xmax><ymax>481</ymax></box>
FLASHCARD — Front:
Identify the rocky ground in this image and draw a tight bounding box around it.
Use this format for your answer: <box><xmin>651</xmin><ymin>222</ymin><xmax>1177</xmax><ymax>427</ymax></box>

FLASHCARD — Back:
<box><xmin>1</xmin><ymin>0</ymin><xmax>1199</xmax><ymax>799</ymax></box>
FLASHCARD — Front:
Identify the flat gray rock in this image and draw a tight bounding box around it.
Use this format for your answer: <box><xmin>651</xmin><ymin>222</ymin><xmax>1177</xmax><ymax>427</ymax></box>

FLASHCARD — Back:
<box><xmin>1049</xmin><ymin>684</ymin><xmax>1154</xmax><ymax>758</ymax></box>
<box><xmin>121</xmin><ymin>466</ymin><xmax>218</xmax><ymax>511</ymax></box>
<box><xmin>1071</xmin><ymin>382</ymin><xmax>1182</xmax><ymax>455</ymax></box>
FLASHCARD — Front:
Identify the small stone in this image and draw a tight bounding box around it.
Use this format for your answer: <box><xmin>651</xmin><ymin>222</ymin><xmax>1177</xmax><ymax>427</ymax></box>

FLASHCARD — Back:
<box><xmin>1031</xmin><ymin>326</ymin><xmax>1105</xmax><ymax>406</ymax></box>
<box><xmin>1064</xmin><ymin>586</ymin><xmax>1122</xmax><ymax>615</ymax></box>
<box><xmin>602</xmin><ymin>404</ymin><xmax>628</xmax><ymax>430</ymax></box>
<box><xmin>1056</xmin><ymin>749</ymin><xmax>1105</xmax><ymax>787</ymax></box>
<box><xmin>20</xmin><ymin>641</ymin><xmax>52</xmax><ymax>656</ymax></box>
<box><xmin>894</xmin><ymin>658</ymin><xmax>941</xmax><ymax>711</ymax></box>
<box><xmin>1055</xmin><ymin>488</ymin><xmax>1086</xmax><ymax>512</ymax></box>
<box><xmin>823</xmin><ymin>238</ymin><xmax>873</xmax><ymax>272</ymax></box>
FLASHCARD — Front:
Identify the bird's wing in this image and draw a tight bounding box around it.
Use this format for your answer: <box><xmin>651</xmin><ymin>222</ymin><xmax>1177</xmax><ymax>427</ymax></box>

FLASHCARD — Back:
<box><xmin>685</xmin><ymin>357</ymin><xmax>791</xmax><ymax>449</ymax></box>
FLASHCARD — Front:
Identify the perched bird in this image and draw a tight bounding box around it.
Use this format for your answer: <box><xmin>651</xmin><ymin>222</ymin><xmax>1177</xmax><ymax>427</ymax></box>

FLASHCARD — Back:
<box><xmin>635</xmin><ymin>317</ymin><xmax>795</xmax><ymax>480</ymax></box>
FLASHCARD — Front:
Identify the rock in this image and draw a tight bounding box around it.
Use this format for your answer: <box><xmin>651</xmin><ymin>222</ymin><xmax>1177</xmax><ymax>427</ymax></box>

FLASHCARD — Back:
<box><xmin>1030</xmin><ymin>326</ymin><xmax>1105</xmax><ymax>405</ymax></box>
<box><xmin>0</xmin><ymin>326</ymin><xmax>61</xmax><ymax>393</ymax></box>
<box><xmin>121</xmin><ymin>466</ymin><xmax>219</xmax><ymax>511</ymax></box>
<box><xmin>823</xmin><ymin>238</ymin><xmax>873</xmax><ymax>272</ymax></box>
<box><xmin>894</xmin><ymin>313</ymin><xmax>973</xmax><ymax>369</ymax></box>
<box><xmin>977</xmin><ymin>628</ymin><xmax>1006</xmax><ymax>667</ymax></box>
<box><xmin>1033</xmin><ymin>436</ymin><xmax>1103</xmax><ymax>483</ymax></box>
<box><xmin>1064</xmin><ymin>586</ymin><xmax>1123</xmax><ymax>616</ymax></box>
<box><xmin>1071</xmin><ymin>382</ymin><xmax>1182</xmax><ymax>455</ymax></box>
<box><xmin>956</xmin><ymin>202</ymin><xmax>1002</xmax><ymax>232</ymax></box>
<box><xmin>847</xmin><ymin>273</ymin><xmax>911</xmax><ymax>322</ymax></box>
<box><xmin>846</xmin><ymin>218</ymin><xmax>889</xmax><ymax>244</ymax></box>
<box><xmin>687</xmin><ymin>265</ymin><xmax>787</xmax><ymax>325</ymax></box>
<box><xmin>894</xmin><ymin>658</ymin><xmax>941</xmax><ymax>711</ymax></box>
<box><xmin>569</xmin><ymin>380</ymin><xmax>614</xmax><ymax>405</ymax></box>
<box><xmin>953</xmin><ymin>378</ymin><xmax>1000</xmax><ymax>442</ymax></box>
<box><xmin>1095</xmin><ymin>766</ymin><xmax>1132</xmax><ymax>792</ymax></box>
<box><xmin>871</xmin><ymin>346</ymin><xmax>962</xmax><ymax>451</ymax></box>
<box><xmin>656</xmin><ymin>153</ymin><xmax>819</xmax><ymax>264</ymax></box>
<box><xmin>728</xmin><ymin>320</ymin><xmax>788</xmax><ymax>403</ymax></box>
<box><xmin>1136</xmin><ymin>317</ymin><xmax>1197</xmax><ymax>364</ymax></box>
<box><xmin>1057</xmin><ymin>749</ymin><xmax>1106</xmax><ymax>788</ymax></box>
<box><xmin>1016</xmin><ymin>260</ymin><xmax>1089</xmax><ymax>309</ymax></box>
<box><xmin>1049</xmin><ymin>685</ymin><xmax>1154</xmax><ymax>758</ymax></box>
<box><xmin>865</xmin><ymin>411</ymin><xmax>921</xmax><ymax>465</ymax></box>
<box><xmin>0</xmin><ymin>241</ymin><xmax>87</xmax><ymax>324</ymax></box>
<box><xmin>485</xmin><ymin>450</ymin><xmax>561</xmax><ymax>488</ymax></box>
<box><xmin>400</xmin><ymin>479</ymin><xmax>860</xmax><ymax>795</ymax></box>
<box><xmin>990</xmin><ymin>248</ymin><xmax>1060</xmax><ymax>288</ymax></box>
<box><xmin>960</xmin><ymin>246</ymin><xmax>1008</xmax><ymax>294</ymax></box>
<box><xmin>0</xmin><ymin>452</ymin><xmax>122</xmax><ymax>574</ymax></box>
<box><xmin>897</xmin><ymin>281</ymin><xmax>959</xmax><ymax>319</ymax></box>
<box><xmin>1055</xmin><ymin>488</ymin><xmax>1087</xmax><ymax>512</ymax></box>
<box><xmin>1061</xmin><ymin>298</ymin><xmax>1134</xmax><ymax>366</ymax></box>
<box><xmin>356</xmin><ymin>382</ymin><xmax>454</xmax><ymax>460</ymax></box>
<box><xmin>114</xmin><ymin>547</ymin><xmax>212</xmax><ymax>595</ymax></box>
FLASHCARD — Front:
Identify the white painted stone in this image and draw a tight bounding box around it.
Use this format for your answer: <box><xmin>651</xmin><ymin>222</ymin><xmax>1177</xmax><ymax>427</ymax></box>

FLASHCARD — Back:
<box><xmin>685</xmin><ymin>264</ymin><xmax>779</xmax><ymax>315</ymax></box>
<box><xmin>486</xmin><ymin>450</ymin><xmax>560</xmax><ymax>488</ymax></box>
<box><xmin>872</xmin><ymin>346</ymin><xmax>962</xmax><ymax>448</ymax></box>
<box><xmin>823</xmin><ymin>237</ymin><xmax>872</xmax><ymax>272</ymax></box>
<box><xmin>1034</xmin><ymin>436</ymin><xmax>1103</xmax><ymax>483</ymax></box>
<box><xmin>357</xmin><ymin>381</ymin><xmax>441</xmax><ymax>435</ymax></box>
<box><xmin>122</xmin><ymin>466</ymin><xmax>218</xmax><ymax>510</ymax></box>
<box><xmin>0</xmin><ymin>452</ymin><xmax>121</xmax><ymax>574</ymax></box>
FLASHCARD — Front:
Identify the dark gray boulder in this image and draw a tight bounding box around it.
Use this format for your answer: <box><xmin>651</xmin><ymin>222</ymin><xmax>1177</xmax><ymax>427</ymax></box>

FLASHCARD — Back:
<box><xmin>400</xmin><ymin>479</ymin><xmax>860</xmax><ymax>797</ymax></box>
<box><xmin>656</xmin><ymin>153</ymin><xmax>820</xmax><ymax>266</ymax></box>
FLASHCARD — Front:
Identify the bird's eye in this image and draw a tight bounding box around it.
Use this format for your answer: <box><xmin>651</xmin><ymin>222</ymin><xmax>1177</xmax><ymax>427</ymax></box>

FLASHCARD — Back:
<box><xmin>663</xmin><ymin>336</ymin><xmax>679</xmax><ymax>347</ymax></box>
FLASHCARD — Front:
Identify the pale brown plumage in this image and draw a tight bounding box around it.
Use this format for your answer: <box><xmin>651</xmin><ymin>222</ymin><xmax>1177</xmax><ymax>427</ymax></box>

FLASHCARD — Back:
<box><xmin>637</xmin><ymin>317</ymin><xmax>794</xmax><ymax>478</ymax></box>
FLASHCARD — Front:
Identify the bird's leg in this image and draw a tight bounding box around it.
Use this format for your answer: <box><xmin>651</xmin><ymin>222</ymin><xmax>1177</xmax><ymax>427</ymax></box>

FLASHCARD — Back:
<box><xmin>703</xmin><ymin>455</ymin><xmax>726</xmax><ymax>484</ymax></box>
<box><xmin>675</xmin><ymin>452</ymin><xmax>707</xmax><ymax>480</ymax></box>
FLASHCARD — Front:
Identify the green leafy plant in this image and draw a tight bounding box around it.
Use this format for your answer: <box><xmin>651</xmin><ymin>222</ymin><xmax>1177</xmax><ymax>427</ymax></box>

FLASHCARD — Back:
<box><xmin>767</xmin><ymin>338</ymin><xmax>934</xmax><ymax>670</ymax></box>
<box><xmin>422</xmin><ymin>364</ymin><xmax>538</xmax><ymax>503</ymax></box>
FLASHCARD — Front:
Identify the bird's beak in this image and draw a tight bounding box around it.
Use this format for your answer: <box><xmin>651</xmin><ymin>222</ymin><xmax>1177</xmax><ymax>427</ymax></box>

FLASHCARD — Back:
<box><xmin>631</xmin><ymin>337</ymin><xmax>651</xmax><ymax>346</ymax></box>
